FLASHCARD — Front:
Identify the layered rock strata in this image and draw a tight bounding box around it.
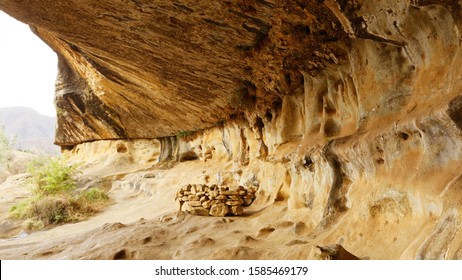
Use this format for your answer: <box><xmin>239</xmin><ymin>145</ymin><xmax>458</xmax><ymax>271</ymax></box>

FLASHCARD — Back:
<box><xmin>3</xmin><ymin>0</ymin><xmax>459</xmax><ymax>146</ymax></box>
<box><xmin>1</xmin><ymin>0</ymin><xmax>351</xmax><ymax>145</ymax></box>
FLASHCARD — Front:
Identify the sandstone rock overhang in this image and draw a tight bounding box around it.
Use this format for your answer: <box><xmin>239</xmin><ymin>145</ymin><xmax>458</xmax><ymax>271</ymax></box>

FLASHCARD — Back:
<box><xmin>0</xmin><ymin>0</ymin><xmax>461</xmax><ymax>147</ymax></box>
<box><xmin>0</xmin><ymin>0</ymin><xmax>350</xmax><ymax>145</ymax></box>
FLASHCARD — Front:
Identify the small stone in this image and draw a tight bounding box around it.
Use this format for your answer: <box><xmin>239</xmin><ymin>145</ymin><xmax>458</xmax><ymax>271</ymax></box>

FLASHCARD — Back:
<box><xmin>216</xmin><ymin>194</ymin><xmax>227</xmax><ymax>200</ymax></box>
<box><xmin>239</xmin><ymin>191</ymin><xmax>246</xmax><ymax>195</ymax></box>
<box><xmin>182</xmin><ymin>184</ymin><xmax>192</xmax><ymax>191</ymax></box>
<box><xmin>181</xmin><ymin>196</ymin><xmax>189</xmax><ymax>201</ymax></box>
<box><xmin>219</xmin><ymin>186</ymin><xmax>228</xmax><ymax>191</ymax></box>
<box><xmin>209</xmin><ymin>190</ymin><xmax>219</xmax><ymax>198</ymax></box>
<box><xmin>200</xmin><ymin>196</ymin><xmax>209</xmax><ymax>202</ymax></box>
<box><xmin>202</xmin><ymin>200</ymin><xmax>212</xmax><ymax>209</ymax></box>
<box><xmin>228</xmin><ymin>195</ymin><xmax>241</xmax><ymax>201</ymax></box>
<box><xmin>226</xmin><ymin>199</ymin><xmax>243</xmax><ymax>206</ymax></box>
<box><xmin>189</xmin><ymin>200</ymin><xmax>202</xmax><ymax>207</ymax></box>
<box><xmin>209</xmin><ymin>203</ymin><xmax>229</xmax><ymax>217</ymax></box>
<box><xmin>210</xmin><ymin>200</ymin><xmax>220</xmax><ymax>205</ymax></box>
<box><xmin>183</xmin><ymin>191</ymin><xmax>192</xmax><ymax>196</ymax></box>
<box><xmin>188</xmin><ymin>195</ymin><xmax>201</xmax><ymax>201</ymax></box>
<box><xmin>243</xmin><ymin>198</ymin><xmax>253</xmax><ymax>206</ymax></box>
<box><xmin>220</xmin><ymin>190</ymin><xmax>239</xmax><ymax>196</ymax></box>
<box><xmin>230</xmin><ymin>205</ymin><xmax>243</xmax><ymax>215</ymax></box>
<box><xmin>190</xmin><ymin>207</ymin><xmax>209</xmax><ymax>216</ymax></box>
<box><xmin>191</xmin><ymin>185</ymin><xmax>197</xmax><ymax>194</ymax></box>
<box><xmin>196</xmin><ymin>191</ymin><xmax>205</xmax><ymax>196</ymax></box>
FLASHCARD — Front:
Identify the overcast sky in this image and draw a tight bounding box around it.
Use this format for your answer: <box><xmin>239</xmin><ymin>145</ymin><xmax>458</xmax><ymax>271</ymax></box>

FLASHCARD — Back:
<box><xmin>0</xmin><ymin>11</ymin><xmax>57</xmax><ymax>117</ymax></box>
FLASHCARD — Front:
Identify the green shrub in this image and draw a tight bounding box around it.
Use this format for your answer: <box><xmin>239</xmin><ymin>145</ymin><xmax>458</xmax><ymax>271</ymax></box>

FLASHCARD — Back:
<box><xmin>9</xmin><ymin>198</ymin><xmax>35</xmax><ymax>220</ymax></box>
<box><xmin>27</xmin><ymin>157</ymin><xmax>79</xmax><ymax>196</ymax></box>
<box><xmin>79</xmin><ymin>188</ymin><xmax>109</xmax><ymax>203</ymax></box>
<box><xmin>9</xmin><ymin>157</ymin><xmax>110</xmax><ymax>229</ymax></box>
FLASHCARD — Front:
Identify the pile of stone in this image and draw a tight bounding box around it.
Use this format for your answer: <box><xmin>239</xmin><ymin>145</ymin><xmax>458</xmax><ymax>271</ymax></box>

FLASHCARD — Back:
<box><xmin>175</xmin><ymin>184</ymin><xmax>257</xmax><ymax>217</ymax></box>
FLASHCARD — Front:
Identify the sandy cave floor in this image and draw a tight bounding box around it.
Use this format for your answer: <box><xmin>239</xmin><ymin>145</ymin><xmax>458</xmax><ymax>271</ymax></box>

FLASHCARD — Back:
<box><xmin>0</xmin><ymin>162</ymin><xmax>329</xmax><ymax>260</ymax></box>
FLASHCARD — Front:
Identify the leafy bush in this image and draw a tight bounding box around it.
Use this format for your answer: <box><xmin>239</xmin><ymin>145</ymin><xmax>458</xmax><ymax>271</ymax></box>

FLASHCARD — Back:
<box><xmin>27</xmin><ymin>157</ymin><xmax>79</xmax><ymax>196</ymax></box>
<box><xmin>9</xmin><ymin>157</ymin><xmax>110</xmax><ymax>229</ymax></box>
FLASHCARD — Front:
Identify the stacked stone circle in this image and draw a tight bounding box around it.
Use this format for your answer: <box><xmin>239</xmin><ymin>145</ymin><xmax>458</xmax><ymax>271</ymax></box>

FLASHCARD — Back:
<box><xmin>175</xmin><ymin>184</ymin><xmax>257</xmax><ymax>217</ymax></box>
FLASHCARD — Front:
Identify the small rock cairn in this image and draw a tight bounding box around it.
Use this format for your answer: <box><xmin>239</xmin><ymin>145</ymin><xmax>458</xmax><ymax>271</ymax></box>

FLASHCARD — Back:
<box><xmin>175</xmin><ymin>184</ymin><xmax>257</xmax><ymax>217</ymax></box>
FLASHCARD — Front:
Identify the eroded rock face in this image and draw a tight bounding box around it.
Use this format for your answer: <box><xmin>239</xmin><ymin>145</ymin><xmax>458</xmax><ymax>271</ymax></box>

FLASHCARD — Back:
<box><xmin>1</xmin><ymin>1</ymin><xmax>460</xmax><ymax>143</ymax></box>
<box><xmin>9</xmin><ymin>0</ymin><xmax>459</xmax><ymax>145</ymax></box>
<box><xmin>64</xmin><ymin>105</ymin><xmax>462</xmax><ymax>258</ymax></box>
<box><xmin>1</xmin><ymin>0</ymin><xmax>348</xmax><ymax>145</ymax></box>
<box><xmin>2</xmin><ymin>0</ymin><xmax>462</xmax><ymax>259</ymax></box>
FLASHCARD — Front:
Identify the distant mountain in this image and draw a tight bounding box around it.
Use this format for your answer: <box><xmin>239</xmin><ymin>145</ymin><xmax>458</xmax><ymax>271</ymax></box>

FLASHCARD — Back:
<box><xmin>0</xmin><ymin>107</ymin><xmax>59</xmax><ymax>154</ymax></box>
